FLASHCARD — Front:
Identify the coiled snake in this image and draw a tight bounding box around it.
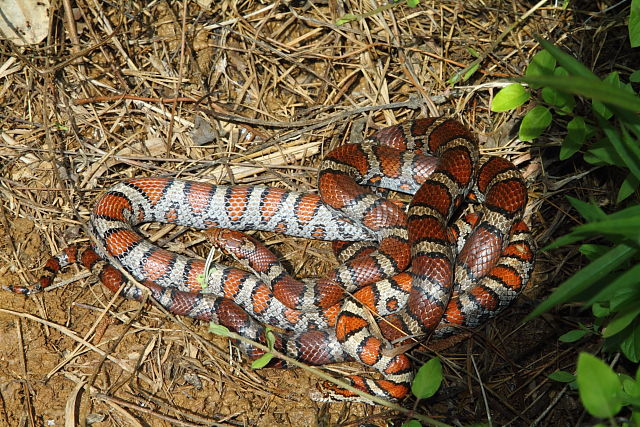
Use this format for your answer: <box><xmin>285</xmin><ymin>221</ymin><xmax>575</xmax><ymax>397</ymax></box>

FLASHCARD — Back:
<box><xmin>7</xmin><ymin>117</ymin><xmax>535</xmax><ymax>403</ymax></box>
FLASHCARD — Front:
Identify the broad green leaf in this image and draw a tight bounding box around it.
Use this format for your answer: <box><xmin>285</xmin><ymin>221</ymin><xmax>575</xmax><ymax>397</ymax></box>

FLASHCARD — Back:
<box><xmin>617</xmin><ymin>173</ymin><xmax>640</xmax><ymax>203</ymax></box>
<box><xmin>620</xmin><ymin>322</ymin><xmax>640</xmax><ymax>362</ymax></box>
<box><xmin>598</xmin><ymin>118</ymin><xmax>640</xmax><ymax>181</ymax></box>
<box><xmin>519</xmin><ymin>106</ymin><xmax>552</xmax><ymax>141</ymax></box>
<box><xmin>251</xmin><ymin>328</ymin><xmax>277</xmax><ymax>368</ymax></box>
<box><xmin>548</xmin><ymin>370</ymin><xmax>576</xmax><ymax>382</ymax></box>
<box><xmin>543</xmin><ymin>230</ymin><xmax>595</xmax><ymax>249</ymax></box>
<box><xmin>534</xmin><ymin>36</ymin><xmax>599</xmax><ymax>81</ymax></box>
<box><xmin>604</xmin><ymin>71</ymin><xmax>622</xmax><ymax>87</ymax></box>
<box><xmin>576</xmin><ymin>353</ymin><xmax>622</xmax><ymax>418</ymax></box>
<box><xmin>610</xmin><ymin>106</ymin><xmax>640</xmax><ymax>142</ymax></box>
<box><xmin>526</xmin><ymin>49</ymin><xmax>556</xmax><ymax>76</ymax></box>
<box><xmin>621</xmin><ymin>375</ymin><xmax>640</xmax><ymax>398</ymax></box>
<box><xmin>624</xmin><ymin>81</ymin><xmax>638</xmax><ymax>95</ymax></box>
<box><xmin>542</xmin><ymin>225</ymin><xmax>607</xmax><ymax>251</ymax></box>
<box><xmin>407</xmin><ymin>0</ymin><xmax>420</xmax><ymax>7</ymax></box>
<box><xmin>516</xmin><ymin>75</ymin><xmax>640</xmax><ymax>113</ymax></box>
<box><xmin>593</xmin><ymin>73</ymin><xmax>622</xmax><ymax>119</ymax></box>
<box><xmin>527</xmin><ymin>244</ymin><xmax>637</xmax><ymax>319</ymax></box>
<box><xmin>209</xmin><ymin>324</ymin><xmax>230</xmax><ymax>336</ymax></box>
<box><xmin>541</xmin><ymin>86</ymin><xmax>575</xmax><ymax>113</ymax></box>
<box><xmin>544</xmin><ymin>210</ymin><xmax>640</xmax><ymax>248</ymax></box>
<box><xmin>578</xmin><ymin>244</ymin><xmax>610</xmax><ymax>261</ymax></box>
<box><xmin>606</xmin><ymin>319</ymin><xmax>638</xmax><ymax>361</ymax></box>
<box><xmin>525</xmin><ymin>50</ymin><xmax>556</xmax><ymax>89</ymax></box>
<box><xmin>604</xmin><ymin>306</ymin><xmax>640</xmax><ymax>338</ymax></box>
<box><xmin>546</xmin><ymin>68</ymin><xmax>575</xmax><ymax>114</ymax></box>
<box><xmin>402</xmin><ymin>420</ymin><xmax>422</xmax><ymax>427</ymax></box>
<box><xmin>560</xmin><ymin>116</ymin><xmax>589</xmax><ymax>160</ymax></box>
<box><xmin>265</xmin><ymin>328</ymin><xmax>276</xmax><ymax>350</ymax></box>
<box><xmin>610</xmin><ymin>287</ymin><xmax>640</xmax><ymax>312</ymax></box>
<box><xmin>620</xmin><ymin>390</ymin><xmax>640</xmax><ymax>408</ymax></box>
<box><xmin>584</xmin><ymin>218</ymin><xmax>640</xmax><ymax>236</ymax></box>
<box><xmin>606</xmin><ymin>204</ymin><xmax>640</xmax><ymax>221</ymax></box>
<box><xmin>631</xmin><ymin>69</ymin><xmax>640</xmax><ymax>83</ymax></box>
<box><xmin>630</xmin><ymin>0</ymin><xmax>640</xmax><ymax>48</ymax></box>
<box><xmin>584</xmin><ymin>138</ymin><xmax>625</xmax><ymax>166</ymax></box>
<box><xmin>559</xmin><ymin>329</ymin><xmax>590</xmax><ymax>343</ymax></box>
<box><xmin>559</xmin><ymin>218</ymin><xmax>640</xmax><ymax>241</ymax></box>
<box><xmin>491</xmin><ymin>83</ymin><xmax>530</xmax><ymax>112</ymax></box>
<box><xmin>620</xmin><ymin>124</ymin><xmax>640</xmax><ymax>181</ymax></box>
<box><xmin>412</xmin><ymin>358</ymin><xmax>443</xmax><ymax>399</ymax></box>
<box><xmin>251</xmin><ymin>353</ymin><xmax>274</xmax><ymax>369</ymax></box>
<box><xmin>593</xmin><ymin>302</ymin><xmax>612</xmax><ymax>318</ymax></box>
<box><xmin>566</xmin><ymin>196</ymin><xmax>606</xmax><ymax>222</ymax></box>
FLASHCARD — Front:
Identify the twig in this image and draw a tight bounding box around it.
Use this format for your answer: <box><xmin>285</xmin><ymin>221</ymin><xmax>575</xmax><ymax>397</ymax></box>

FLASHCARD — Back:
<box><xmin>95</xmin><ymin>394</ymin><xmax>226</xmax><ymax>427</ymax></box>
<box><xmin>471</xmin><ymin>353</ymin><xmax>492</xmax><ymax>427</ymax></box>
<box><xmin>0</xmin><ymin>309</ymin><xmax>155</xmax><ymax>386</ymax></box>
<box><xmin>166</xmin><ymin>0</ymin><xmax>190</xmax><ymax>151</ymax></box>
<box><xmin>73</xmin><ymin>95</ymin><xmax>199</xmax><ymax>105</ymax></box>
<box><xmin>15</xmin><ymin>319</ymin><xmax>36</xmax><ymax>427</ymax></box>
<box><xmin>215</xmin><ymin>328</ymin><xmax>451</xmax><ymax>427</ymax></box>
<box><xmin>449</xmin><ymin>0</ymin><xmax>550</xmax><ymax>84</ymax></box>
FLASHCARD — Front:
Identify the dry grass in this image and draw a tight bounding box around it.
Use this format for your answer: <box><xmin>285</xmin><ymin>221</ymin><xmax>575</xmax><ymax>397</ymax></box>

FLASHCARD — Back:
<box><xmin>0</xmin><ymin>1</ymin><xmax>633</xmax><ymax>426</ymax></box>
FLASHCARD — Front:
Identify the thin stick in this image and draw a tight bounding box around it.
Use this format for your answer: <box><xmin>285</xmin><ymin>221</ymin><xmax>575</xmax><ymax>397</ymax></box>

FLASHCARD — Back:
<box><xmin>0</xmin><ymin>309</ymin><xmax>155</xmax><ymax>386</ymax></box>
<box><xmin>166</xmin><ymin>0</ymin><xmax>189</xmax><ymax>151</ymax></box>
<box><xmin>215</xmin><ymin>328</ymin><xmax>451</xmax><ymax>427</ymax></box>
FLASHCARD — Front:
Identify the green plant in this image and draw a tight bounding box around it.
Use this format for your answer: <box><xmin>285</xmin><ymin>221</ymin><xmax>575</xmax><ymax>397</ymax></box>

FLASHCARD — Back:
<box><xmin>402</xmin><ymin>358</ymin><xmax>444</xmax><ymax>427</ymax></box>
<box><xmin>493</xmin><ymin>34</ymin><xmax>640</xmax><ymax>353</ymax></box>
<box><xmin>519</xmin><ymin>36</ymin><xmax>640</xmax><ymax>356</ymax></box>
<box><xmin>492</xmin><ymin>30</ymin><xmax>640</xmax><ymax>425</ymax></box>
<box><xmin>550</xmin><ymin>353</ymin><xmax>640</xmax><ymax>424</ymax></box>
<box><xmin>209</xmin><ymin>323</ymin><xmax>277</xmax><ymax>368</ymax></box>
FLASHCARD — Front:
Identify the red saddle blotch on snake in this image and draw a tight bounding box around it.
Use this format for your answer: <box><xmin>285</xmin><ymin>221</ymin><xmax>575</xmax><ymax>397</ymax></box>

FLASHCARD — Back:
<box><xmin>7</xmin><ymin>117</ymin><xmax>535</xmax><ymax>403</ymax></box>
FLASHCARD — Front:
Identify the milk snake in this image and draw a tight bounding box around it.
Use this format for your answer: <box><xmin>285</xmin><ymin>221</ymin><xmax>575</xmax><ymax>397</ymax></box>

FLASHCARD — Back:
<box><xmin>7</xmin><ymin>117</ymin><xmax>535</xmax><ymax>403</ymax></box>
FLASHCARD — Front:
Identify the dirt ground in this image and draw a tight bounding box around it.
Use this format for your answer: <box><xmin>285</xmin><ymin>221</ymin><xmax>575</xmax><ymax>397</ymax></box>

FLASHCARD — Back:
<box><xmin>0</xmin><ymin>1</ymin><xmax>635</xmax><ymax>426</ymax></box>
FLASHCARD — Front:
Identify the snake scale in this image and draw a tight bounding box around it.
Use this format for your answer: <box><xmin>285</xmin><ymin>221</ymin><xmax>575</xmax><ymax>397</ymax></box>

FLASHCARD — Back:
<box><xmin>7</xmin><ymin>117</ymin><xmax>535</xmax><ymax>403</ymax></box>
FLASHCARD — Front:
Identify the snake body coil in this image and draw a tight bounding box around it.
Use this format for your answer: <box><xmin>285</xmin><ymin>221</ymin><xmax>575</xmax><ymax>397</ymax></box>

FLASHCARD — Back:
<box><xmin>8</xmin><ymin>118</ymin><xmax>535</xmax><ymax>403</ymax></box>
